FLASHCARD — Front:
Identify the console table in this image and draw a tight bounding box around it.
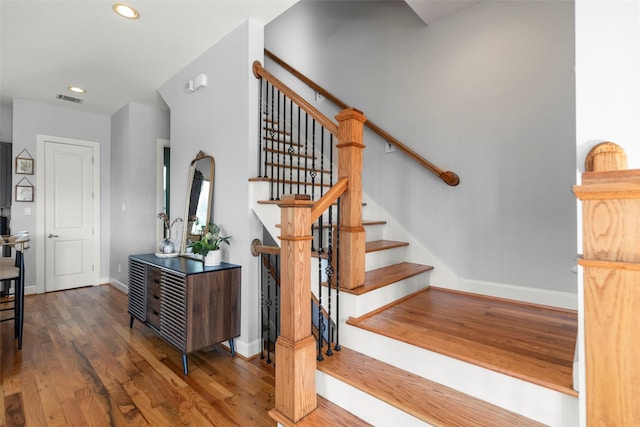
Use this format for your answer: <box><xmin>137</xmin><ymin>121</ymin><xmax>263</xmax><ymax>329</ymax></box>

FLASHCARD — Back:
<box><xmin>128</xmin><ymin>253</ymin><xmax>241</xmax><ymax>375</ymax></box>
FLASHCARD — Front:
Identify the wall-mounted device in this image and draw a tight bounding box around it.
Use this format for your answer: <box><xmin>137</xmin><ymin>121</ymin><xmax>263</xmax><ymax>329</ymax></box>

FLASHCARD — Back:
<box><xmin>186</xmin><ymin>73</ymin><xmax>207</xmax><ymax>94</ymax></box>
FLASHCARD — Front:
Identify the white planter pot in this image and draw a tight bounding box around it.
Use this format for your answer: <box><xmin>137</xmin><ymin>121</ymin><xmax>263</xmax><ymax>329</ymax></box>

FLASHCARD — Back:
<box><xmin>204</xmin><ymin>249</ymin><xmax>221</xmax><ymax>266</ymax></box>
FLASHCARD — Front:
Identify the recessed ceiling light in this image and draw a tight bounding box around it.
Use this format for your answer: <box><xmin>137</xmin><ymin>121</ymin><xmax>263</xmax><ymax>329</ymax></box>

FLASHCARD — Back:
<box><xmin>113</xmin><ymin>3</ymin><xmax>139</xmax><ymax>19</ymax></box>
<box><xmin>68</xmin><ymin>86</ymin><xmax>86</xmax><ymax>94</ymax></box>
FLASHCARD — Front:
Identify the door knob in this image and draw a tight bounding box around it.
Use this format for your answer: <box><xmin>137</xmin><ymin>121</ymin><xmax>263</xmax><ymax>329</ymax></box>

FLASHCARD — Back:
<box><xmin>48</xmin><ymin>234</ymin><xmax>59</xmax><ymax>238</ymax></box>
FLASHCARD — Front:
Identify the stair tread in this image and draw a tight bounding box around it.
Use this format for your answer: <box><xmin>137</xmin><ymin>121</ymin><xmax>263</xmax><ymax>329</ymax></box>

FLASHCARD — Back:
<box><xmin>317</xmin><ymin>346</ymin><xmax>545</xmax><ymax>427</ymax></box>
<box><xmin>348</xmin><ymin>287</ymin><xmax>578</xmax><ymax>397</ymax></box>
<box><xmin>269</xmin><ymin>395</ymin><xmax>371</xmax><ymax>426</ymax></box>
<box><xmin>366</xmin><ymin>239</ymin><xmax>408</xmax><ymax>253</ymax></box>
<box><xmin>342</xmin><ymin>262</ymin><xmax>433</xmax><ymax>296</ymax></box>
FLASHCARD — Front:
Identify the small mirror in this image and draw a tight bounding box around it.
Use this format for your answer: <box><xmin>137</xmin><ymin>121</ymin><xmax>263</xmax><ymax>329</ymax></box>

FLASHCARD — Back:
<box><xmin>180</xmin><ymin>151</ymin><xmax>215</xmax><ymax>258</ymax></box>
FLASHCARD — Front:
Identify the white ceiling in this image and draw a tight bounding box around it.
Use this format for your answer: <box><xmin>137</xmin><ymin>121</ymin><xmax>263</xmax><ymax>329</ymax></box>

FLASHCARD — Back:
<box><xmin>0</xmin><ymin>0</ymin><xmax>479</xmax><ymax>117</ymax></box>
<box><xmin>0</xmin><ymin>0</ymin><xmax>298</xmax><ymax>116</ymax></box>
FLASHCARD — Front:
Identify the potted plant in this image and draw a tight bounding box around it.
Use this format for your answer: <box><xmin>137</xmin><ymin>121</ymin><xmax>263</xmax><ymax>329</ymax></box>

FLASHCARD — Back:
<box><xmin>187</xmin><ymin>223</ymin><xmax>231</xmax><ymax>266</ymax></box>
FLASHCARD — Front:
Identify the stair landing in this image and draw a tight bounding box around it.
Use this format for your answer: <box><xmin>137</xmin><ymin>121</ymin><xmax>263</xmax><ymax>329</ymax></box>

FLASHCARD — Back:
<box><xmin>347</xmin><ymin>287</ymin><xmax>578</xmax><ymax>396</ymax></box>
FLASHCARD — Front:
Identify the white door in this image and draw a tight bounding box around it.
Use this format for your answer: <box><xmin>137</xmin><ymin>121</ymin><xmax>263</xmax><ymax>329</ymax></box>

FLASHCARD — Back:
<box><xmin>44</xmin><ymin>140</ymin><xmax>97</xmax><ymax>291</ymax></box>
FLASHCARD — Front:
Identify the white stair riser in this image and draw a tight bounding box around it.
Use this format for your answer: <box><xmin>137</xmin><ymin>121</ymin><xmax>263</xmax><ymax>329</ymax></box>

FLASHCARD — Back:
<box><xmin>334</xmin><ymin>273</ymin><xmax>430</xmax><ymax>319</ymax></box>
<box><xmin>337</xmin><ymin>325</ymin><xmax>579</xmax><ymax>427</ymax></box>
<box><xmin>364</xmin><ymin>223</ymin><xmax>385</xmax><ymax>241</ymax></box>
<box><xmin>365</xmin><ymin>245</ymin><xmax>407</xmax><ymax>270</ymax></box>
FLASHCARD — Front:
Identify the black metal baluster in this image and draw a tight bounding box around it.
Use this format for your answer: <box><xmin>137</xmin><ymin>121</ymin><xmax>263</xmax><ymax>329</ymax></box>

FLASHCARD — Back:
<box><xmin>310</xmin><ymin>118</ymin><xmax>317</xmax><ymax>201</ymax></box>
<box><xmin>276</xmin><ymin>89</ymin><xmax>283</xmax><ymax>200</ymax></box>
<box><xmin>316</xmin><ymin>254</ymin><xmax>324</xmax><ymax>361</ymax></box>
<box><xmin>260</xmin><ymin>252</ymin><xmax>265</xmax><ymax>361</ymax></box>
<box><xmin>287</xmin><ymin>98</ymin><xmax>294</xmax><ymax>195</ymax></box>
<box><xmin>266</xmin><ymin>254</ymin><xmax>273</xmax><ymax>363</ymax></box>
<box><xmin>296</xmin><ymin>107</ymin><xmax>301</xmax><ymax>194</ymax></box>
<box><xmin>325</xmin><ymin>191</ymin><xmax>334</xmax><ymax>356</ymax></box>
<box><xmin>275</xmin><ymin>253</ymin><xmax>279</xmax><ymax>367</ymax></box>
<box><xmin>334</xmin><ymin>198</ymin><xmax>341</xmax><ymax>352</ymax></box>
<box><xmin>268</xmin><ymin>83</ymin><xmax>275</xmax><ymax>200</ymax></box>
<box><xmin>258</xmin><ymin>78</ymin><xmax>264</xmax><ymax>178</ymax></box>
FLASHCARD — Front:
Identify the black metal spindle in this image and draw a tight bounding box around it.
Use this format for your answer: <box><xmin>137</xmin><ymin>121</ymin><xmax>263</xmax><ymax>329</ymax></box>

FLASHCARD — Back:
<box><xmin>267</xmin><ymin>254</ymin><xmax>273</xmax><ymax>364</ymax></box>
<box><xmin>296</xmin><ymin>107</ymin><xmax>301</xmax><ymax>194</ymax></box>
<box><xmin>316</xmin><ymin>254</ymin><xmax>324</xmax><ymax>361</ymax></box>
<box><xmin>268</xmin><ymin>83</ymin><xmax>275</xmax><ymax>200</ymax></box>
<box><xmin>287</xmin><ymin>98</ymin><xmax>294</xmax><ymax>195</ymax></box>
<box><xmin>334</xmin><ymin>197</ymin><xmax>341</xmax><ymax>352</ymax></box>
<box><xmin>258</xmin><ymin>78</ymin><xmax>264</xmax><ymax>178</ymax></box>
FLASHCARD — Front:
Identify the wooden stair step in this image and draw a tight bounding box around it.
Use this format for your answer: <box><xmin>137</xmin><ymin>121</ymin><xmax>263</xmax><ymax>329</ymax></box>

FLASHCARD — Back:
<box><xmin>269</xmin><ymin>395</ymin><xmax>371</xmax><ymax>427</ymax></box>
<box><xmin>316</xmin><ymin>346</ymin><xmax>545</xmax><ymax>427</ymax></box>
<box><xmin>341</xmin><ymin>262</ymin><xmax>433</xmax><ymax>296</ymax></box>
<box><xmin>347</xmin><ymin>287</ymin><xmax>578</xmax><ymax>397</ymax></box>
<box><xmin>366</xmin><ymin>239</ymin><xmax>408</xmax><ymax>253</ymax></box>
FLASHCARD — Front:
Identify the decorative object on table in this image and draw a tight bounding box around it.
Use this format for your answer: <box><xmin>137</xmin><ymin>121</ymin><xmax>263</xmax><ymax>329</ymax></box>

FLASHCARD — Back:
<box><xmin>187</xmin><ymin>223</ymin><xmax>231</xmax><ymax>266</ymax></box>
<box><xmin>15</xmin><ymin>177</ymin><xmax>34</xmax><ymax>202</ymax></box>
<box><xmin>15</xmin><ymin>149</ymin><xmax>34</xmax><ymax>175</ymax></box>
<box><xmin>156</xmin><ymin>213</ymin><xmax>182</xmax><ymax>257</ymax></box>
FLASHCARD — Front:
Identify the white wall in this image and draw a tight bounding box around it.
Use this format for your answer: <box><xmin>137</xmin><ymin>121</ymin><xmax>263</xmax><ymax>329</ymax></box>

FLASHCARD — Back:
<box><xmin>159</xmin><ymin>19</ymin><xmax>264</xmax><ymax>358</ymax></box>
<box><xmin>266</xmin><ymin>0</ymin><xmax>577</xmax><ymax>297</ymax></box>
<box><xmin>0</xmin><ymin>104</ymin><xmax>12</xmax><ymax>142</ymax></box>
<box><xmin>11</xmin><ymin>99</ymin><xmax>111</xmax><ymax>289</ymax></box>
<box><xmin>110</xmin><ymin>102</ymin><xmax>170</xmax><ymax>287</ymax></box>
<box><xmin>575</xmin><ymin>1</ymin><xmax>640</xmax><ymax>425</ymax></box>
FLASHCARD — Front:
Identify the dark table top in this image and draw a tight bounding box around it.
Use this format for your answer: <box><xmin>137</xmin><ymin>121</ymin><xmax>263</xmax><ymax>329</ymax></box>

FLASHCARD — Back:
<box><xmin>130</xmin><ymin>253</ymin><xmax>240</xmax><ymax>276</ymax></box>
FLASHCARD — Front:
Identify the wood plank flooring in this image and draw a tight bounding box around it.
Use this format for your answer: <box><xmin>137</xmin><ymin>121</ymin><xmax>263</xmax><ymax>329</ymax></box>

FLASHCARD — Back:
<box><xmin>348</xmin><ymin>287</ymin><xmax>578</xmax><ymax>396</ymax></box>
<box><xmin>0</xmin><ymin>285</ymin><xmax>361</xmax><ymax>427</ymax></box>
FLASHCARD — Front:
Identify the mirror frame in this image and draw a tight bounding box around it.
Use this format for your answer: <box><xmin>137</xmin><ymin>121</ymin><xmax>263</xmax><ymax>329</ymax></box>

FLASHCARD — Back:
<box><xmin>180</xmin><ymin>150</ymin><xmax>215</xmax><ymax>258</ymax></box>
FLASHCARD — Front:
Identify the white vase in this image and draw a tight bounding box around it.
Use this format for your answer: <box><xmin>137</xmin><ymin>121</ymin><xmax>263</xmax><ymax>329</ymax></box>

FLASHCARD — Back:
<box><xmin>204</xmin><ymin>249</ymin><xmax>221</xmax><ymax>266</ymax></box>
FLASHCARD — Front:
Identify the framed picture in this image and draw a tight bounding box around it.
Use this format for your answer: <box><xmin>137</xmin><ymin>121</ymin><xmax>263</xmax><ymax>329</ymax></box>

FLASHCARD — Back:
<box><xmin>15</xmin><ymin>184</ymin><xmax>34</xmax><ymax>202</ymax></box>
<box><xmin>16</xmin><ymin>157</ymin><xmax>34</xmax><ymax>175</ymax></box>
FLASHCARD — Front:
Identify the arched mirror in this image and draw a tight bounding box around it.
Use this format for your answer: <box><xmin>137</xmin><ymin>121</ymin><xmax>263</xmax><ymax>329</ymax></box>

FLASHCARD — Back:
<box><xmin>180</xmin><ymin>151</ymin><xmax>215</xmax><ymax>258</ymax></box>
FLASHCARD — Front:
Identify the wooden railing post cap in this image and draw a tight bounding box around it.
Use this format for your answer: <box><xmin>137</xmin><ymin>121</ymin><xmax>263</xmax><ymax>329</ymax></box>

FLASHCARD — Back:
<box><xmin>336</xmin><ymin>108</ymin><xmax>367</xmax><ymax>123</ymax></box>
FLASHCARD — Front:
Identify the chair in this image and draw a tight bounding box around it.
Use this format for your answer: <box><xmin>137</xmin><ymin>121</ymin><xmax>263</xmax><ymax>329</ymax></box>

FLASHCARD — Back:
<box><xmin>0</xmin><ymin>232</ymin><xmax>30</xmax><ymax>349</ymax></box>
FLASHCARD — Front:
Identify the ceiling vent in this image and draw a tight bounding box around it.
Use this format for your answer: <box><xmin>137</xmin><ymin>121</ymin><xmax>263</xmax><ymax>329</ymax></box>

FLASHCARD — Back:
<box><xmin>55</xmin><ymin>94</ymin><xmax>84</xmax><ymax>104</ymax></box>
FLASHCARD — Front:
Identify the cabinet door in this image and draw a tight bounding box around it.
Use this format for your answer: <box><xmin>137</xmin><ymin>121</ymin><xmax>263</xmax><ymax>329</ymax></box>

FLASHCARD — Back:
<box><xmin>128</xmin><ymin>259</ymin><xmax>146</xmax><ymax>321</ymax></box>
<box><xmin>159</xmin><ymin>269</ymin><xmax>187</xmax><ymax>351</ymax></box>
<box><xmin>186</xmin><ymin>268</ymin><xmax>241</xmax><ymax>353</ymax></box>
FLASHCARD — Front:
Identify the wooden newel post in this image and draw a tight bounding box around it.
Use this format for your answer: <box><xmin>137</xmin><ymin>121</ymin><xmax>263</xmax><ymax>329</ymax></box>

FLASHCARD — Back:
<box><xmin>335</xmin><ymin>108</ymin><xmax>367</xmax><ymax>290</ymax></box>
<box><xmin>272</xmin><ymin>194</ymin><xmax>317</xmax><ymax>423</ymax></box>
<box><xmin>574</xmin><ymin>169</ymin><xmax>640</xmax><ymax>425</ymax></box>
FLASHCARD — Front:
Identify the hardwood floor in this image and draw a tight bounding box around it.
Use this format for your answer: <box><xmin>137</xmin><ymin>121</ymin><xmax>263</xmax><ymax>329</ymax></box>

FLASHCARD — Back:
<box><xmin>0</xmin><ymin>285</ymin><xmax>279</xmax><ymax>427</ymax></box>
<box><xmin>348</xmin><ymin>286</ymin><xmax>578</xmax><ymax>396</ymax></box>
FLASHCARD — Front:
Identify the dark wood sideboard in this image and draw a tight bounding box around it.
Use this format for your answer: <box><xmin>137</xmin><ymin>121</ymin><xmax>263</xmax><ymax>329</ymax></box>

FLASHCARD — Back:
<box><xmin>128</xmin><ymin>253</ymin><xmax>241</xmax><ymax>375</ymax></box>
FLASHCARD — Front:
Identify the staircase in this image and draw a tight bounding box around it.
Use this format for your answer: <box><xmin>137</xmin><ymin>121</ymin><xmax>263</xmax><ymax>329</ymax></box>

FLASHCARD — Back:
<box><xmin>250</xmin><ymin>61</ymin><xmax>579</xmax><ymax>426</ymax></box>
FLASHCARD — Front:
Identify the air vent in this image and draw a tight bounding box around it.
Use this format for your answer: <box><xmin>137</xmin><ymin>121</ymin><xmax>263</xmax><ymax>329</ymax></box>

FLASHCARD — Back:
<box><xmin>55</xmin><ymin>94</ymin><xmax>84</xmax><ymax>104</ymax></box>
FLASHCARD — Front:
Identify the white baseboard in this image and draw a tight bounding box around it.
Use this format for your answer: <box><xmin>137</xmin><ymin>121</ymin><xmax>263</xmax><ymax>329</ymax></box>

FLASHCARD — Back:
<box><xmin>234</xmin><ymin>337</ymin><xmax>262</xmax><ymax>359</ymax></box>
<box><xmin>458</xmin><ymin>278</ymin><xmax>577</xmax><ymax>310</ymax></box>
<box><xmin>109</xmin><ymin>278</ymin><xmax>128</xmax><ymax>294</ymax></box>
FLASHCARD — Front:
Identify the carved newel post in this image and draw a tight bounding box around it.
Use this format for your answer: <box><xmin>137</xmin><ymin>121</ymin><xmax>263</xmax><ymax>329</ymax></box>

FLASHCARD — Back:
<box><xmin>574</xmin><ymin>169</ymin><xmax>640</xmax><ymax>425</ymax></box>
<box><xmin>272</xmin><ymin>194</ymin><xmax>317</xmax><ymax>423</ymax></box>
<box><xmin>336</xmin><ymin>108</ymin><xmax>367</xmax><ymax>290</ymax></box>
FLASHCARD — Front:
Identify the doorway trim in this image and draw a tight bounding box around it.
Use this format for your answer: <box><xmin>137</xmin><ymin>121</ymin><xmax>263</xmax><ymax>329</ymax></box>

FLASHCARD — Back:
<box><xmin>36</xmin><ymin>134</ymin><xmax>101</xmax><ymax>294</ymax></box>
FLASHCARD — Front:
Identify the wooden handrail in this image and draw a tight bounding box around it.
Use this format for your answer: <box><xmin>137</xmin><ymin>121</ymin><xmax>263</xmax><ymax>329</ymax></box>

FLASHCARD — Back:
<box><xmin>264</xmin><ymin>48</ymin><xmax>460</xmax><ymax>187</ymax></box>
<box><xmin>310</xmin><ymin>177</ymin><xmax>348</xmax><ymax>222</ymax></box>
<box><xmin>253</xmin><ymin>61</ymin><xmax>338</xmax><ymax>137</ymax></box>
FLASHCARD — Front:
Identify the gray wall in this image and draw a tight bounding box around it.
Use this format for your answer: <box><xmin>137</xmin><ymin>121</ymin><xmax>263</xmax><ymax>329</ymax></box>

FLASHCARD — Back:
<box><xmin>159</xmin><ymin>19</ymin><xmax>264</xmax><ymax>357</ymax></box>
<box><xmin>110</xmin><ymin>102</ymin><xmax>169</xmax><ymax>285</ymax></box>
<box><xmin>266</xmin><ymin>0</ymin><xmax>577</xmax><ymax>294</ymax></box>
<box><xmin>0</xmin><ymin>104</ymin><xmax>12</xmax><ymax>142</ymax></box>
<box><xmin>11</xmin><ymin>98</ymin><xmax>111</xmax><ymax>288</ymax></box>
